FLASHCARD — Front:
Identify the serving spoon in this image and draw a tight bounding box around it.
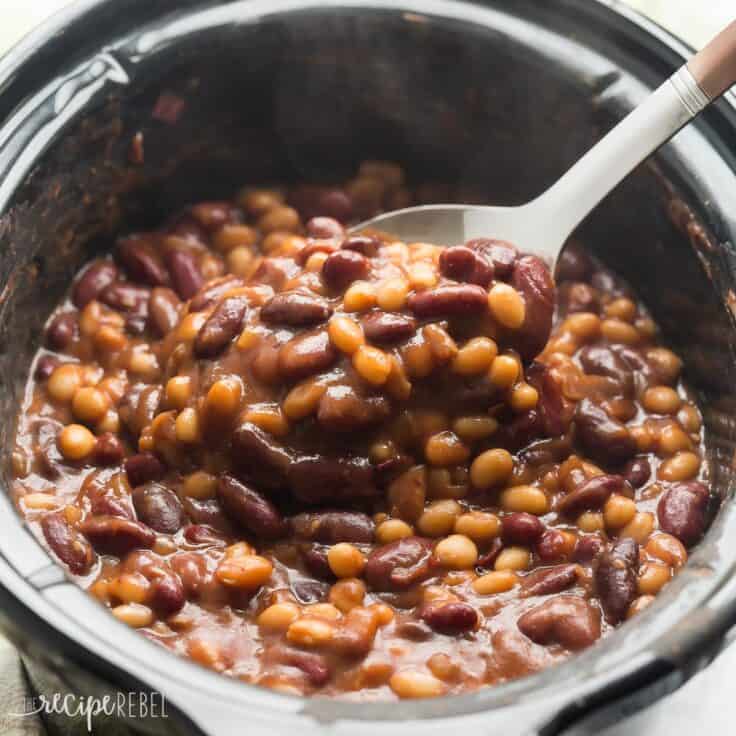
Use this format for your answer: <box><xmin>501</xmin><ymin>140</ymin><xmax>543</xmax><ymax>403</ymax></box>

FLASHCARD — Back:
<box><xmin>354</xmin><ymin>20</ymin><xmax>736</xmax><ymax>268</ymax></box>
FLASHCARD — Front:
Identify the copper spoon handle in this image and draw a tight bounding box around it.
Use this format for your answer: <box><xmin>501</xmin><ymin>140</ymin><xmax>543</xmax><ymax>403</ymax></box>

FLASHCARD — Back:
<box><xmin>689</xmin><ymin>19</ymin><xmax>736</xmax><ymax>100</ymax></box>
<box><xmin>523</xmin><ymin>20</ymin><xmax>736</xmax><ymax>261</ymax></box>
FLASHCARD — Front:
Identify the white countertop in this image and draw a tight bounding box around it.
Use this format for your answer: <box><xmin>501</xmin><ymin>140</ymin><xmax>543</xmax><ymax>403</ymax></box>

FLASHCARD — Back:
<box><xmin>1</xmin><ymin>1</ymin><xmax>736</xmax><ymax>734</ymax></box>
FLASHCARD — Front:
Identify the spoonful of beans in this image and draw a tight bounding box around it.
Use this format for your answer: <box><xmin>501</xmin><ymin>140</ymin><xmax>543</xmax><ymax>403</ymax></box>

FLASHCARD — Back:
<box><xmin>354</xmin><ymin>20</ymin><xmax>736</xmax><ymax>268</ymax></box>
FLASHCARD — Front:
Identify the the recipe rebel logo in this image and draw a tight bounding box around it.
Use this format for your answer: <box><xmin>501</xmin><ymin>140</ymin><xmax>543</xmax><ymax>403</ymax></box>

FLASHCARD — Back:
<box><xmin>9</xmin><ymin>690</ymin><xmax>168</xmax><ymax>732</ymax></box>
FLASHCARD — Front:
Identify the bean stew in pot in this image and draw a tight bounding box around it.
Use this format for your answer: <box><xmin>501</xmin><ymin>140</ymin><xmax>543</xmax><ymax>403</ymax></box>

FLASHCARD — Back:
<box><xmin>12</xmin><ymin>161</ymin><xmax>710</xmax><ymax>700</ymax></box>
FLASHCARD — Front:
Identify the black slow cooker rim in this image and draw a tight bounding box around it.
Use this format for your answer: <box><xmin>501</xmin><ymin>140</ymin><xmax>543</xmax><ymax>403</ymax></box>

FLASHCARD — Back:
<box><xmin>1</xmin><ymin>2</ymin><xmax>736</xmax><ymax>734</ymax></box>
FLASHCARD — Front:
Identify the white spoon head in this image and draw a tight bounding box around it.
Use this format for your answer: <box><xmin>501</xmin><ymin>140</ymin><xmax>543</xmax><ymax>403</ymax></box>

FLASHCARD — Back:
<box><xmin>351</xmin><ymin>204</ymin><xmax>476</xmax><ymax>245</ymax></box>
<box><xmin>351</xmin><ymin>203</ymin><xmax>558</xmax><ymax>268</ymax></box>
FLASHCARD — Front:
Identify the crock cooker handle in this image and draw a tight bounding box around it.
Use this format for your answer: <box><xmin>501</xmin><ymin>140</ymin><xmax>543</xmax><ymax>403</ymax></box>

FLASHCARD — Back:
<box><xmin>688</xmin><ymin>19</ymin><xmax>736</xmax><ymax>101</ymax></box>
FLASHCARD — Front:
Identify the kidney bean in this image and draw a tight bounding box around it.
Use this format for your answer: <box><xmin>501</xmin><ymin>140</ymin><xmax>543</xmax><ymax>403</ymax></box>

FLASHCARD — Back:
<box><xmin>564</xmin><ymin>464</ymin><xmax>591</xmax><ymax>496</ymax></box>
<box><xmin>560</xmin><ymin>282</ymin><xmax>599</xmax><ymax>314</ymax></box>
<box><xmin>278</xmin><ymin>329</ymin><xmax>337</xmax><ymax>382</ymax></box>
<box><xmin>34</xmin><ymin>355</ymin><xmax>60</xmax><ymax>381</ymax></box>
<box><xmin>183</xmin><ymin>524</ymin><xmax>227</xmax><ymax>547</ymax></box>
<box><xmin>119</xmin><ymin>385</ymin><xmax>162</xmax><ymax>437</ymax></box>
<box><xmin>124</xmin><ymin>453</ymin><xmax>165</xmax><ymax>487</ymax></box>
<box><xmin>46</xmin><ymin>313</ymin><xmax>78</xmax><ymax>350</ymax></box>
<box><xmin>291</xmin><ymin>186</ymin><xmax>353</xmax><ymax>222</ymax></box>
<box><xmin>439</xmin><ymin>246</ymin><xmax>494</xmax><ymax>287</ymax></box>
<box><xmin>536</xmin><ymin>529</ymin><xmax>569</xmax><ymax>562</ymax></box>
<box><xmin>100</xmin><ymin>282</ymin><xmax>151</xmax><ymax>315</ymax></box>
<box><xmin>94</xmin><ymin>433</ymin><xmax>125</xmax><ymax>466</ymax></box>
<box><xmin>288</xmin><ymin>455</ymin><xmax>376</xmax><ymax>503</ymax></box>
<box><xmin>421</xmin><ymin>601</ymin><xmax>478</xmax><ymax>634</ymax></box>
<box><xmin>620</xmin><ymin>349</ymin><xmax>654</xmax><ymax>395</ymax></box>
<box><xmin>502</xmin><ymin>513</ymin><xmax>545</xmax><ymax>545</ymax></box>
<box><xmin>279</xmin><ymin>648</ymin><xmax>331</xmax><ymax>687</ymax></box>
<box><xmin>165</xmin><ymin>250</ymin><xmax>204</xmax><ymax>300</ymax></box>
<box><xmin>149</xmin><ymin>571</ymin><xmax>186</xmax><ymax>616</ymax></box>
<box><xmin>657</xmin><ymin>481</ymin><xmax>710</xmax><ymax>547</ymax></box>
<box><xmin>521</xmin><ymin>564</ymin><xmax>578</xmax><ymax>597</ymax></box>
<box><xmin>317</xmin><ymin>387</ymin><xmax>391</xmax><ymax>432</ymax></box>
<box><xmin>33</xmin><ymin>419</ymin><xmax>64</xmax><ymax>479</ymax></box>
<box><xmin>291</xmin><ymin>578</ymin><xmax>331</xmax><ymax>603</ymax></box>
<box><xmin>190</xmin><ymin>201</ymin><xmax>235</xmax><ymax>229</ymax></box>
<box><xmin>573</xmin><ymin>534</ymin><xmax>605</xmax><ymax>564</ymax></box>
<box><xmin>361</xmin><ymin>312</ymin><xmax>416</xmax><ymax>343</ymax></box>
<box><xmin>341</xmin><ymin>235</ymin><xmax>380</xmax><ymax>257</ymax></box>
<box><xmin>72</xmin><ymin>261</ymin><xmax>119</xmax><ymax>307</ymax></box>
<box><xmin>319</xmin><ymin>189</ymin><xmax>353</xmax><ymax>222</ymax></box>
<box><xmin>466</xmin><ymin>238</ymin><xmax>518</xmax><ymax>279</ymax></box>
<box><xmin>148</xmin><ymin>287</ymin><xmax>181</xmax><ymax>336</ymax></box>
<box><xmin>217</xmin><ymin>474</ymin><xmax>286</xmax><ymax>539</ymax></box>
<box><xmin>374</xmin><ymin>453</ymin><xmax>414</xmax><ymax>487</ymax></box>
<box><xmin>299</xmin><ymin>544</ymin><xmax>335</xmax><ymax>581</ymax></box>
<box><xmin>194</xmin><ymin>295</ymin><xmax>249</xmax><ymax>358</ymax></box>
<box><xmin>511</xmin><ymin>255</ymin><xmax>555</xmax><ymax>361</ymax></box>
<box><xmin>181</xmin><ymin>497</ymin><xmax>232</xmax><ymax>534</ymax></box>
<box><xmin>440</xmin><ymin>372</ymin><xmax>495</xmax><ymax>410</ymax></box>
<box><xmin>80</xmin><ymin>515</ymin><xmax>156</xmax><ymax>556</ymax></box>
<box><xmin>622</xmin><ymin>457</ymin><xmax>651</xmax><ymax>489</ymax></box>
<box><xmin>520</xmin><ymin>438</ymin><xmax>571</xmax><ymax>467</ymax></box>
<box><xmin>526</xmin><ymin>362</ymin><xmax>572</xmax><ymax>437</ymax></box>
<box><xmin>290</xmin><ymin>510</ymin><xmax>374</xmax><ymax>544</ymax></box>
<box><xmin>132</xmin><ymin>482</ymin><xmax>186</xmax><ymax>534</ymax></box>
<box><xmin>477</xmin><ymin>538</ymin><xmax>504</xmax><ymax>569</ymax></box>
<box><xmin>364</xmin><ymin>536</ymin><xmax>434</xmax><ymax>591</ymax></box>
<box><xmin>574</xmin><ymin>399</ymin><xmax>636</xmax><ymax>465</ymax></box>
<box><xmin>306</xmin><ymin>216</ymin><xmax>345</xmax><ymax>239</ymax></box>
<box><xmin>517</xmin><ymin>595</ymin><xmax>601</xmax><ymax>650</ymax></box>
<box><xmin>116</xmin><ymin>237</ymin><xmax>169</xmax><ymax>286</ymax></box>
<box><xmin>90</xmin><ymin>493</ymin><xmax>134</xmax><ymax>520</ymax></box>
<box><xmin>322</xmin><ymin>250</ymin><xmax>369</xmax><ymax>291</ymax></box>
<box><xmin>596</xmin><ymin>538</ymin><xmax>639</xmax><ymax>624</ymax></box>
<box><xmin>41</xmin><ymin>512</ymin><xmax>94</xmax><ymax>575</ymax></box>
<box><xmin>408</xmin><ymin>284</ymin><xmax>488</xmax><ymax>319</ymax></box>
<box><xmin>578</xmin><ymin>346</ymin><xmax>634</xmax><ymax>397</ymax></box>
<box><xmin>495</xmin><ymin>409</ymin><xmax>543</xmax><ymax>451</ymax></box>
<box><xmin>232</xmin><ymin>422</ymin><xmax>291</xmax><ymax>489</ymax></box>
<box><xmin>251</xmin><ymin>257</ymin><xmax>300</xmax><ymax>291</ymax></box>
<box><xmin>611</xmin><ymin>345</ymin><xmax>652</xmax><ymax>385</ymax></box>
<box><xmin>557</xmin><ymin>474</ymin><xmax>631</xmax><ymax>516</ymax></box>
<box><xmin>261</xmin><ymin>291</ymin><xmax>332</xmax><ymax>326</ymax></box>
<box><xmin>189</xmin><ymin>275</ymin><xmax>244</xmax><ymax>312</ymax></box>
<box><xmin>556</xmin><ymin>246</ymin><xmax>593</xmax><ymax>283</ymax></box>
<box><xmin>250</xmin><ymin>340</ymin><xmax>286</xmax><ymax>387</ymax></box>
<box><xmin>439</xmin><ymin>246</ymin><xmax>475</xmax><ymax>279</ymax></box>
<box><xmin>126</xmin><ymin>313</ymin><xmax>148</xmax><ymax>336</ymax></box>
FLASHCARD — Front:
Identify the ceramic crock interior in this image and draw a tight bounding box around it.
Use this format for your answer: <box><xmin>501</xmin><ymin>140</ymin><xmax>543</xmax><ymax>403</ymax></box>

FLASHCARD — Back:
<box><xmin>1</xmin><ymin>0</ymin><xmax>736</xmax><ymax>727</ymax></box>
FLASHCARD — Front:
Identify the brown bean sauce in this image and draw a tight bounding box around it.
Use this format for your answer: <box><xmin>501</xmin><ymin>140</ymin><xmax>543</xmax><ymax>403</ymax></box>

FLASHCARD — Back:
<box><xmin>12</xmin><ymin>160</ymin><xmax>709</xmax><ymax>700</ymax></box>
